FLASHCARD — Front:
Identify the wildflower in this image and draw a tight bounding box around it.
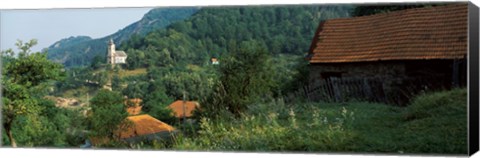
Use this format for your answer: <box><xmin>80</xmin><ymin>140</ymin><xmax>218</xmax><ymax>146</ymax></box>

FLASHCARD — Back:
<box><xmin>341</xmin><ymin>107</ymin><xmax>348</xmax><ymax>116</ymax></box>
<box><xmin>268</xmin><ymin>112</ymin><xmax>278</xmax><ymax>119</ymax></box>
<box><xmin>312</xmin><ymin>108</ymin><xmax>320</xmax><ymax>125</ymax></box>
<box><xmin>289</xmin><ymin>108</ymin><xmax>297</xmax><ymax>129</ymax></box>
<box><xmin>289</xmin><ymin>108</ymin><xmax>295</xmax><ymax>117</ymax></box>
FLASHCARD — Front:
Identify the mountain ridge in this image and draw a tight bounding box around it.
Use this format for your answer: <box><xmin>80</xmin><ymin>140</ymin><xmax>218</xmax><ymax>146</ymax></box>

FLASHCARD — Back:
<box><xmin>46</xmin><ymin>7</ymin><xmax>199</xmax><ymax>68</ymax></box>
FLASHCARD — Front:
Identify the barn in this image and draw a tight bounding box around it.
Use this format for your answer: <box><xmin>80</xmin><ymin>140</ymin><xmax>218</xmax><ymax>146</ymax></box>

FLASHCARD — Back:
<box><xmin>306</xmin><ymin>4</ymin><xmax>468</xmax><ymax>105</ymax></box>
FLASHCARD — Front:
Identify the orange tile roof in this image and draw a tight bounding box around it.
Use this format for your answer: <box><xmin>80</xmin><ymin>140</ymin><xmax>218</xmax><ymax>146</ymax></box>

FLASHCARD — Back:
<box><xmin>126</xmin><ymin>106</ymin><xmax>143</xmax><ymax>115</ymax></box>
<box><xmin>309</xmin><ymin>4</ymin><xmax>468</xmax><ymax>63</ymax></box>
<box><xmin>168</xmin><ymin>100</ymin><xmax>200</xmax><ymax>118</ymax></box>
<box><xmin>117</xmin><ymin>114</ymin><xmax>175</xmax><ymax>139</ymax></box>
<box><xmin>89</xmin><ymin>114</ymin><xmax>175</xmax><ymax>146</ymax></box>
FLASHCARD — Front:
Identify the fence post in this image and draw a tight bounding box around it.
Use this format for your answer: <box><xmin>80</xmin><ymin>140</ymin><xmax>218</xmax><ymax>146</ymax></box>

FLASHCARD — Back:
<box><xmin>331</xmin><ymin>78</ymin><xmax>341</xmax><ymax>102</ymax></box>
<box><xmin>362</xmin><ymin>78</ymin><xmax>373</xmax><ymax>102</ymax></box>
<box><xmin>305</xmin><ymin>84</ymin><xmax>310</xmax><ymax>102</ymax></box>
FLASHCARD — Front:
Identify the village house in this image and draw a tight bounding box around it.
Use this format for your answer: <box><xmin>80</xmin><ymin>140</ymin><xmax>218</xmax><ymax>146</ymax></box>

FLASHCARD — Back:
<box><xmin>116</xmin><ymin>114</ymin><xmax>176</xmax><ymax>144</ymax></box>
<box><xmin>125</xmin><ymin>98</ymin><xmax>143</xmax><ymax>115</ymax></box>
<box><xmin>106</xmin><ymin>38</ymin><xmax>127</xmax><ymax>66</ymax></box>
<box><xmin>118</xmin><ymin>98</ymin><xmax>178</xmax><ymax>144</ymax></box>
<box><xmin>87</xmin><ymin>114</ymin><xmax>176</xmax><ymax>147</ymax></box>
<box><xmin>306</xmin><ymin>4</ymin><xmax>467</xmax><ymax>104</ymax></box>
<box><xmin>211</xmin><ymin>57</ymin><xmax>219</xmax><ymax>65</ymax></box>
<box><xmin>84</xmin><ymin>97</ymin><xmax>177</xmax><ymax>147</ymax></box>
<box><xmin>168</xmin><ymin>100</ymin><xmax>200</xmax><ymax>119</ymax></box>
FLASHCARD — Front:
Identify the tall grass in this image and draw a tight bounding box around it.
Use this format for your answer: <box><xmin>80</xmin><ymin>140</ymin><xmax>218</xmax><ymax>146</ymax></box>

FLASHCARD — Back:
<box><xmin>172</xmin><ymin>99</ymin><xmax>358</xmax><ymax>152</ymax></box>
<box><xmin>400</xmin><ymin>88</ymin><xmax>467</xmax><ymax>154</ymax></box>
<box><xmin>148</xmin><ymin>89</ymin><xmax>468</xmax><ymax>155</ymax></box>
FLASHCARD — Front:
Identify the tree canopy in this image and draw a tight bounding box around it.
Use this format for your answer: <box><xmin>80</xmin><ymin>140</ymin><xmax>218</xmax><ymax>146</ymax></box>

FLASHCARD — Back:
<box><xmin>87</xmin><ymin>90</ymin><xmax>129</xmax><ymax>141</ymax></box>
<box><xmin>1</xmin><ymin>39</ymin><xmax>64</xmax><ymax>147</ymax></box>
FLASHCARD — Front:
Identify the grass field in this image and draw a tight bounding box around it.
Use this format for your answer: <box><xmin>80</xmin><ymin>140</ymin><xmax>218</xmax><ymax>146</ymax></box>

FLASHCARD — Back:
<box><xmin>166</xmin><ymin>88</ymin><xmax>467</xmax><ymax>155</ymax></box>
<box><xmin>118</xmin><ymin>68</ymin><xmax>147</xmax><ymax>78</ymax></box>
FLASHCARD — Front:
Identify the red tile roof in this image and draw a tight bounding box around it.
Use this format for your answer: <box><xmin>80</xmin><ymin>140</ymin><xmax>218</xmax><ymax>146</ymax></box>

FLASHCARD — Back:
<box><xmin>90</xmin><ymin>114</ymin><xmax>175</xmax><ymax>146</ymax></box>
<box><xmin>117</xmin><ymin>114</ymin><xmax>175</xmax><ymax>139</ymax></box>
<box><xmin>168</xmin><ymin>100</ymin><xmax>200</xmax><ymax>118</ymax></box>
<box><xmin>309</xmin><ymin>4</ymin><xmax>468</xmax><ymax>63</ymax></box>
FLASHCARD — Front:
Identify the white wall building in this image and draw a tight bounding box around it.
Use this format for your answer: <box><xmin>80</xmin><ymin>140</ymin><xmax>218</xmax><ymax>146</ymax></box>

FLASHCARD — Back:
<box><xmin>106</xmin><ymin>38</ymin><xmax>127</xmax><ymax>65</ymax></box>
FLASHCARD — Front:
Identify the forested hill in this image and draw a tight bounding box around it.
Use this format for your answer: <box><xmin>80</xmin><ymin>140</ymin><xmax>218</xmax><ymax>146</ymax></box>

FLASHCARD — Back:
<box><xmin>46</xmin><ymin>7</ymin><xmax>198</xmax><ymax>68</ymax></box>
<box><xmin>120</xmin><ymin>5</ymin><xmax>352</xmax><ymax>69</ymax></box>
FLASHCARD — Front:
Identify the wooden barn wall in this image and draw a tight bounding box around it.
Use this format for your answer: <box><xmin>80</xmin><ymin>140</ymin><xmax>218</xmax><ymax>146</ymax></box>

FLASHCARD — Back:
<box><xmin>309</xmin><ymin>61</ymin><xmax>405</xmax><ymax>80</ymax></box>
<box><xmin>303</xmin><ymin>59</ymin><xmax>466</xmax><ymax>105</ymax></box>
<box><xmin>309</xmin><ymin>60</ymin><xmax>465</xmax><ymax>86</ymax></box>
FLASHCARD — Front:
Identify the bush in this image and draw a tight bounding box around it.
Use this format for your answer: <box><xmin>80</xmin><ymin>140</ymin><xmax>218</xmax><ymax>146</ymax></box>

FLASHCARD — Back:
<box><xmin>404</xmin><ymin>88</ymin><xmax>467</xmax><ymax>120</ymax></box>
<box><xmin>400</xmin><ymin>88</ymin><xmax>467</xmax><ymax>154</ymax></box>
<box><xmin>171</xmin><ymin>88</ymin><xmax>468</xmax><ymax>154</ymax></box>
<box><xmin>207</xmin><ymin>40</ymin><xmax>275</xmax><ymax>116</ymax></box>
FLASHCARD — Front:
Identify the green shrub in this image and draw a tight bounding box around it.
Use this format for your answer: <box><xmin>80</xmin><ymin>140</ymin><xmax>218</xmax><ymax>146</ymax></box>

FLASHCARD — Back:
<box><xmin>400</xmin><ymin>88</ymin><xmax>467</xmax><ymax>154</ymax></box>
<box><xmin>172</xmin><ymin>101</ymin><xmax>358</xmax><ymax>152</ymax></box>
<box><xmin>404</xmin><ymin>88</ymin><xmax>467</xmax><ymax>120</ymax></box>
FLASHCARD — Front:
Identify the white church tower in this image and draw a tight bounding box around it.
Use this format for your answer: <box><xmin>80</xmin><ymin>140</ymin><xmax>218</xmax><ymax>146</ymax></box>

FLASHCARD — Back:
<box><xmin>106</xmin><ymin>38</ymin><xmax>127</xmax><ymax>67</ymax></box>
<box><xmin>107</xmin><ymin>38</ymin><xmax>115</xmax><ymax>65</ymax></box>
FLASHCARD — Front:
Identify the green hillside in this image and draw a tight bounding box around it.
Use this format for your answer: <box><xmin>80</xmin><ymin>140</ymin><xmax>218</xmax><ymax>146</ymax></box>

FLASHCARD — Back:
<box><xmin>121</xmin><ymin>5</ymin><xmax>353</xmax><ymax>69</ymax></box>
<box><xmin>2</xmin><ymin>4</ymin><xmax>468</xmax><ymax>154</ymax></box>
<box><xmin>46</xmin><ymin>7</ymin><xmax>199</xmax><ymax>68</ymax></box>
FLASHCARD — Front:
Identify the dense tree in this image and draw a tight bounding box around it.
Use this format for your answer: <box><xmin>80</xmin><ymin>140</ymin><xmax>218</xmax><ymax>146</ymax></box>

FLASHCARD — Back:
<box><xmin>10</xmin><ymin>99</ymin><xmax>84</xmax><ymax>147</ymax></box>
<box><xmin>87</xmin><ymin>90</ymin><xmax>129</xmax><ymax>140</ymax></box>
<box><xmin>122</xmin><ymin>80</ymin><xmax>149</xmax><ymax>99</ymax></box>
<box><xmin>122</xmin><ymin>5</ymin><xmax>352</xmax><ymax>69</ymax></box>
<box><xmin>125</xmin><ymin>49</ymin><xmax>145</xmax><ymax>70</ymax></box>
<box><xmin>143</xmin><ymin>80</ymin><xmax>176</xmax><ymax>123</ymax></box>
<box><xmin>90</xmin><ymin>55</ymin><xmax>104</xmax><ymax>69</ymax></box>
<box><xmin>1</xmin><ymin>39</ymin><xmax>64</xmax><ymax>147</ymax></box>
<box><xmin>111</xmin><ymin>74</ymin><xmax>123</xmax><ymax>91</ymax></box>
<box><xmin>207</xmin><ymin>41</ymin><xmax>274</xmax><ymax>116</ymax></box>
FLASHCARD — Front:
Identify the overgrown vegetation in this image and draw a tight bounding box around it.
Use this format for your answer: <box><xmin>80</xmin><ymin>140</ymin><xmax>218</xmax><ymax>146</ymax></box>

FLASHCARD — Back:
<box><xmin>169</xmin><ymin>89</ymin><xmax>467</xmax><ymax>154</ymax></box>
<box><xmin>87</xmin><ymin>90</ymin><xmax>130</xmax><ymax>139</ymax></box>
<box><xmin>1</xmin><ymin>39</ymin><xmax>74</xmax><ymax>147</ymax></box>
<box><xmin>52</xmin><ymin>5</ymin><xmax>352</xmax><ymax>119</ymax></box>
<box><xmin>2</xmin><ymin>4</ymin><xmax>467</xmax><ymax>155</ymax></box>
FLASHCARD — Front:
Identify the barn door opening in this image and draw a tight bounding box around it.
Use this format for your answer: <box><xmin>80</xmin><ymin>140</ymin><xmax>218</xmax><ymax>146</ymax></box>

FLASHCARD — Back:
<box><xmin>321</xmin><ymin>72</ymin><xmax>343</xmax><ymax>102</ymax></box>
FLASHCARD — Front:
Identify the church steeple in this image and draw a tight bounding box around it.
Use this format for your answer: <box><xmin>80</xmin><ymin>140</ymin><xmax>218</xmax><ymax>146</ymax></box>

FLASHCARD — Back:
<box><xmin>107</xmin><ymin>38</ymin><xmax>115</xmax><ymax>65</ymax></box>
<box><xmin>105</xmin><ymin>37</ymin><xmax>126</xmax><ymax>68</ymax></box>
